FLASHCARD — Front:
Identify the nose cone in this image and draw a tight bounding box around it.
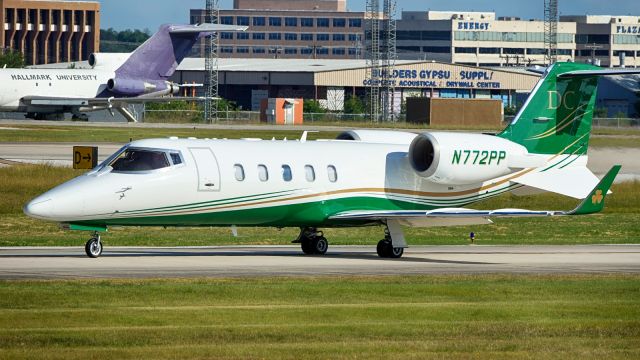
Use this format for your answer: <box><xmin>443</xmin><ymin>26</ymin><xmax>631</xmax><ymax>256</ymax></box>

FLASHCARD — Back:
<box><xmin>24</xmin><ymin>197</ymin><xmax>53</xmax><ymax>220</ymax></box>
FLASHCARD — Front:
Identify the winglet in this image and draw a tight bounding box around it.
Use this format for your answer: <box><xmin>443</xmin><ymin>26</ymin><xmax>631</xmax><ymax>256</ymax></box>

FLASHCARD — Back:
<box><xmin>568</xmin><ymin>165</ymin><xmax>621</xmax><ymax>215</ymax></box>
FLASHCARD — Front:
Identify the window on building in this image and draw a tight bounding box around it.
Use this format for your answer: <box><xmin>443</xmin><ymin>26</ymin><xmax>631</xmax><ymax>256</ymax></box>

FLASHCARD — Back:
<box><xmin>348</xmin><ymin>48</ymin><xmax>360</xmax><ymax>56</ymax></box>
<box><xmin>253</xmin><ymin>47</ymin><xmax>266</xmax><ymax>54</ymax></box>
<box><xmin>333</xmin><ymin>18</ymin><xmax>346</xmax><ymax>27</ymax></box>
<box><xmin>234</xmin><ymin>164</ymin><xmax>245</xmax><ymax>181</ymax></box>
<box><xmin>316</xmin><ymin>48</ymin><xmax>329</xmax><ymax>55</ymax></box>
<box><xmin>237</xmin><ymin>32</ymin><xmax>249</xmax><ymax>40</ymax></box>
<box><xmin>221</xmin><ymin>46</ymin><xmax>233</xmax><ymax>53</ymax></box>
<box><xmin>285</xmin><ymin>33</ymin><xmax>298</xmax><ymax>41</ymax></box>
<box><xmin>595</xmin><ymin>49</ymin><xmax>610</xmax><ymax>56</ymax></box>
<box><xmin>221</xmin><ymin>16</ymin><xmax>234</xmax><ymax>25</ymax></box>
<box><xmin>348</xmin><ymin>34</ymin><xmax>361</xmax><ymax>42</ymax></box>
<box><xmin>236</xmin><ymin>16</ymin><xmax>249</xmax><ymax>26</ymax></box>
<box><xmin>301</xmin><ymin>48</ymin><xmax>313</xmax><ymax>55</ymax></box>
<box><xmin>479</xmin><ymin>47</ymin><xmax>500</xmax><ymax>54</ymax></box>
<box><xmin>316</xmin><ymin>33</ymin><xmax>329</xmax><ymax>41</ymax></box>
<box><xmin>282</xmin><ymin>165</ymin><xmax>292</xmax><ymax>182</ymax></box>
<box><xmin>503</xmin><ymin>48</ymin><xmax>525</xmax><ymax>55</ymax></box>
<box><xmin>398</xmin><ymin>46</ymin><xmax>421</xmax><ymax>52</ymax></box>
<box><xmin>253</xmin><ymin>32</ymin><xmax>265</xmax><ymax>40</ymax></box>
<box><xmin>305</xmin><ymin>165</ymin><xmax>316</xmax><ymax>182</ymax></box>
<box><xmin>301</xmin><ymin>18</ymin><xmax>314</xmax><ymax>27</ymax></box>
<box><xmin>220</xmin><ymin>32</ymin><xmax>233</xmax><ymax>40</ymax></box>
<box><xmin>301</xmin><ymin>33</ymin><xmax>313</xmax><ymax>41</ymax></box>
<box><xmin>397</xmin><ymin>30</ymin><xmax>421</xmax><ymax>41</ymax></box>
<box><xmin>269</xmin><ymin>17</ymin><xmax>282</xmax><ymax>26</ymax></box>
<box><xmin>526</xmin><ymin>48</ymin><xmax>546</xmax><ymax>55</ymax></box>
<box><xmin>576</xmin><ymin>34</ymin><xmax>610</xmax><ymax>44</ymax></box>
<box><xmin>455</xmin><ymin>47</ymin><xmax>476</xmax><ymax>54</ymax></box>
<box><xmin>258</xmin><ymin>165</ymin><xmax>269</xmax><ymax>182</ymax></box>
<box><xmin>333</xmin><ymin>34</ymin><xmax>346</xmax><ymax>41</ymax></box>
<box><xmin>317</xmin><ymin>18</ymin><xmax>330</xmax><ymax>27</ymax></box>
<box><xmin>253</xmin><ymin>17</ymin><xmax>265</xmax><ymax>26</ymax></box>
<box><xmin>557</xmin><ymin>49</ymin><xmax>572</xmax><ymax>55</ymax></box>
<box><xmin>285</xmin><ymin>17</ymin><xmax>297</xmax><ymax>27</ymax></box>
<box><xmin>284</xmin><ymin>48</ymin><xmax>298</xmax><ymax>54</ymax></box>
<box><xmin>236</xmin><ymin>47</ymin><xmax>249</xmax><ymax>54</ymax></box>
<box><xmin>613</xmin><ymin>50</ymin><xmax>634</xmax><ymax>57</ymax></box>
<box><xmin>349</xmin><ymin>18</ymin><xmax>362</xmax><ymax>28</ymax></box>
<box><xmin>269</xmin><ymin>33</ymin><xmax>282</xmax><ymax>40</ymax></box>
<box><xmin>424</xmin><ymin>46</ymin><xmax>450</xmax><ymax>53</ymax></box>
<box><xmin>332</xmin><ymin>48</ymin><xmax>346</xmax><ymax>55</ymax></box>
<box><xmin>422</xmin><ymin>31</ymin><xmax>451</xmax><ymax>41</ymax></box>
<box><xmin>327</xmin><ymin>165</ymin><xmax>338</xmax><ymax>182</ymax></box>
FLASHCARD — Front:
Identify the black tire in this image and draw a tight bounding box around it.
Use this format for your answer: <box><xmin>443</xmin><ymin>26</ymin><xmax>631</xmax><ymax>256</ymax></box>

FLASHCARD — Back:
<box><xmin>377</xmin><ymin>239</ymin><xmax>404</xmax><ymax>259</ymax></box>
<box><xmin>85</xmin><ymin>238</ymin><xmax>103</xmax><ymax>258</ymax></box>
<box><xmin>312</xmin><ymin>237</ymin><xmax>328</xmax><ymax>255</ymax></box>
<box><xmin>301</xmin><ymin>239</ymin><xmax>315</xmax><ymax>255</ymax></box>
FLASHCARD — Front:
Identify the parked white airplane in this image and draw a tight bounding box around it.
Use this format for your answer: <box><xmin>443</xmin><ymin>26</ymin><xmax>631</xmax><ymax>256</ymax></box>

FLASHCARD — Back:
<box><xmin>0</xmin><ymin>23</ymin><xmax>246</xmax><ymax>121</ymax></box>
<box><xmin>25</xmin><ymin>62</ymin><xmax>637</xmax><ymax>258</ymax></box>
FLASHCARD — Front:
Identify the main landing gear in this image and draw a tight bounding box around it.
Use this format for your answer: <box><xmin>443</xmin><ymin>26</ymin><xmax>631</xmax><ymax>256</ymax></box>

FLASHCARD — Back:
<box><xmin>296</xmin><ymin>220</ymin><xmax>408</xmax><ymax>259</ymax></box>
<box><xmin>84</xmin><ymin>232</ymin><xmax>103</xmax><ymax>258</ymax></box>
<box><xmin>295</xmin><ymin>227</ymin><xmax>329</xmax><ymax>255</ymax></box>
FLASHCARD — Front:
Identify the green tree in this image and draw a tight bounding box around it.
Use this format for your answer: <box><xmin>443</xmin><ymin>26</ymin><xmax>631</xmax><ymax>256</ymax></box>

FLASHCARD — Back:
<box><xmin>0</xmin><ymin>50</ymin><xmax>24</xmax><ymax>68</ymax></box>
<box><xmin>304</xmin><ymin>99</ymin><xmax>325</xmax><ymax>113</ymax></box>
<box><xmin>100</xmin><ymin>28</ymin><xmax>151</xmax><ymax>52</ymax></box>
<box><xmin>343</xmin><ymin>95</ymin><xmax>365</xmax><ymax>114</ymax></box>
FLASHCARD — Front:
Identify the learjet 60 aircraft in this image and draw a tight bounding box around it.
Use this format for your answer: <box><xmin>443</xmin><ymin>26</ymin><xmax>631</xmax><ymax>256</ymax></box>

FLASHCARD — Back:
<box><xmin>0</xmin><ymin>23</ymin><xmax>246</xmax><ymax>121</ymax></box>
<box><xmin>24</xmin><ymin>62</ymin><xmax>637</xmax><ymax>258</ymax></box>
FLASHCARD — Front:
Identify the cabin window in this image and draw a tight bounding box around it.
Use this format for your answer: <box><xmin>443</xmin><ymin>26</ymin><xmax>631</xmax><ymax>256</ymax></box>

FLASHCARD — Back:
<box><xmin>282</xmin><ymin>165</ymin><xmax>292</xmax><ymax>182</ymax></box>
<box><xmin>258</xmin><ymin>164</ymin><xmax>269</xmax><ymax>182</ymax></box>
<box><xmin>305</xmin><ymin>165</ymin><xmax>315</xmax><ymax>182</ymax></box>
<box><xmin>327</xmin><ymin>165</ymin><xmax>338</xmax><ymax>183</ymax></box>
<box><xmin>111</xmin><ymin>149</ymin><xmax>170</xmax><ymax>172</ymax></box>
<box><xmin>170</xmin><ymin>153</ymin><xmax>183</xmax><ymax>165</ymax></box>
<box><xmin>234</xmin><ymin>164</ymin><xmax>245</xmax><ymax>181</ymax></box>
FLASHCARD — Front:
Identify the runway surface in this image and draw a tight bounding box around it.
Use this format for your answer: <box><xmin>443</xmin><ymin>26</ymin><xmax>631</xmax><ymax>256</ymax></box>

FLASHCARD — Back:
<box><xmin>0</xmin><ymin>245</ymin><xmax>638</xmax><ymax>279</ymax></box>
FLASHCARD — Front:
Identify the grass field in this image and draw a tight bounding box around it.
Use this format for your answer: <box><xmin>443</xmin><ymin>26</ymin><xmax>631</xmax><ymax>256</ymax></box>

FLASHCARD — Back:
<box><xmin>0</xmin><ymin>275</ymin><xmax>638</xmax><ymax>359</ymax></box>
<box><xmin>0</xmin><ymin>124</ymin><xmax>638</xmax><ymax>147</ymax></box>
<box><xmin>1</xmin><ymin>164</ymin><xmax>638</xmax><ymax>247</ymax></box>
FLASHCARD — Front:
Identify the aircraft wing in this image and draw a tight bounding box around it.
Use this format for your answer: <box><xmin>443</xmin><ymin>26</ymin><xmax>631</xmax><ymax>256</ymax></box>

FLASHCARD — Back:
<box><xmin>329</xmin><ymin>166</ymin><xmax>620</xmax><ymax>227</ymax></box>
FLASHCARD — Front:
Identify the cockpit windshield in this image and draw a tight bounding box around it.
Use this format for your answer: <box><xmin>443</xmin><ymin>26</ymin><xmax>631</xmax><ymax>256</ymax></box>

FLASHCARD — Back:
<box><xmin>110</xmin><ymin>149</ymin><xmax>170</xmax><ymax>172</ymax></box>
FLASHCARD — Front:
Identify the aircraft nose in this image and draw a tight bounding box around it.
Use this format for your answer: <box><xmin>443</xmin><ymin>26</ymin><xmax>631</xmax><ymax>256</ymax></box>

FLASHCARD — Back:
<box><xmin>23</xmin><ymin>198</ymin><xmax>53</xmax><ymax>220</ymax></box>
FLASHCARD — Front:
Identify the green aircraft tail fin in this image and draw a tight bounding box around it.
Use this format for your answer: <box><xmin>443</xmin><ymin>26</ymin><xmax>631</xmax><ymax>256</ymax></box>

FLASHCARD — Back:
<box><xmin>568</xmin><ymin>165</ymin><xmax>621</xmax><ymax>215</ymax></box>
<box><xmin>498</xmin><ymin>62</ymin><xmax>603</xmax><ymax>155</ymax></box>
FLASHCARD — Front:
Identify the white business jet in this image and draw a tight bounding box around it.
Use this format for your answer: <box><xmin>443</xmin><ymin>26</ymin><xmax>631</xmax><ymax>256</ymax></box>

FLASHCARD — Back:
<box><xmin>24</xmin><ymin>62</ymin><xmax>637</xmax><ymax>258</ymax></box>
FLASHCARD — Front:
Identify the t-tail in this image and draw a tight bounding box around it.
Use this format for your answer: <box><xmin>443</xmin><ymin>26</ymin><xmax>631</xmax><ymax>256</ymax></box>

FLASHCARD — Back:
<box><xmin>106</xmin><ymin>24</ymin><xmax>246</xmax><ymax>97</ymax></box>
<box><xmin>498</xmin><ymin>62</ymin><xmax>640</xmax><ymax>155</ymax></box>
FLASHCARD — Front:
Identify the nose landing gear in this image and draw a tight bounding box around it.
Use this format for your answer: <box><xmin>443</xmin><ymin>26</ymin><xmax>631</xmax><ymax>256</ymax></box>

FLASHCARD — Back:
<box><xmin>84</xmin><ymin>233</ymin><xmax>103</xmax><ymax>258</ymax></box>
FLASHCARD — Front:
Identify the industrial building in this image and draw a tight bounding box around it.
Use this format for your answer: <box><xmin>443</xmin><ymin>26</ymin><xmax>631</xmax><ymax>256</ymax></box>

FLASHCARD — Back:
<box><xmin>190</xmin><ymin>0</ymin><xmax>365</xmax><ymax>59</ymax></box>
<box><xmin>0</xmin><ymin>0</ymin><xmax>100</xmax><ymax>65</ymax></box>
<box><xmin>172</xmin><ymin>58</ymin><xmax>540</xmax><ymax>112</ymax></box>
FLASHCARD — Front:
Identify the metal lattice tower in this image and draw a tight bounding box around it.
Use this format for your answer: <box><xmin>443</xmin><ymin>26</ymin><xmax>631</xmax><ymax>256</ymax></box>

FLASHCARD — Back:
<box><xmin>544</xmin><ymin>0</ymin><xmax>558</xmax><ymax>65</ymax></box>
<box><xmin>365</xmin><ymin>0</ymin><xmax>381</xmax><ymax>122</ymax></box>
<box><xmin>204</xmin><ymin>0</ymin><xmax>220</xmax><ymax>123</ymax></box>
<box><xmin>381</xmin><ymin>0</ymin><xmax>396</xmax><ymax>122</ymax></box>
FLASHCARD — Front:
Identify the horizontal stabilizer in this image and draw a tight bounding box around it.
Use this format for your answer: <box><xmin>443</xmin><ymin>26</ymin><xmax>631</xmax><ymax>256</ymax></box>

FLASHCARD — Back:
<box><xmin>558</xmin><ymin>69</ymin><xmax>640</xmax><ymax>78</ymax></box>
<box><xmin>169</xmin><ymin>24</ymin><xmax>248</xmax><ymax>34</ymax></box>
<box><xmin>512</xmin><ymin>166</ymin><xmax>600</xmax><ymax>199</ymax></box>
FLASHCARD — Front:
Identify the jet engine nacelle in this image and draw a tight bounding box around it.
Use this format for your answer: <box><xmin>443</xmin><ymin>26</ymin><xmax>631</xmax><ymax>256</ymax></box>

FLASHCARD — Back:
<box><xmin>107</xmin><ymin>78</ymin><xmax>179</xmax><ymax>96</ymax></box>
<box><xmin>408</xmin><ymin>132</ymin><xmax>528</xmax><ymax>185</ymax></box>
<box><xmin>89</xmin><ymin>53</ymin><xmax>131</xmax><ymax>69</ymax></box>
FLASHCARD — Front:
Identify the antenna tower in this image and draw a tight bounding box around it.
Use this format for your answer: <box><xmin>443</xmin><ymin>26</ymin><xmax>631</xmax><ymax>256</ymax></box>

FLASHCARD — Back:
<box><xmin>381</xmin><ymin>0</ymin><xmax>396</xmax><ymax>121</ymax></box>
<box><xmin>365</xmin><ymin>0</ymin><xmax>381</xmax><ymax>122</ymax></box>
<box><xmin>204</xmin><ymin>0</ymin><xmax>220</xmax><ymax>123</ymax></box>
<box><xmin>544</xmin><ymin>0</ymin><xmax>558</xmax><ymax>65</ymax></box>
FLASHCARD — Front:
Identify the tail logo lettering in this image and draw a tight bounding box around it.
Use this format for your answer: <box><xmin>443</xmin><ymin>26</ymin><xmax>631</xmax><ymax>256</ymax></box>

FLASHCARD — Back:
<box><xmin>547</xmin><ymin>90</ymin><xmax>578</xmax><ymax>110</ymax></box>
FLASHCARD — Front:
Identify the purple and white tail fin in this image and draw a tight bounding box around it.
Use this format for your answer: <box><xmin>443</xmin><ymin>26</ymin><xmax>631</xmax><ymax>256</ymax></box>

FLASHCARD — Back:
<box><xmin>107</xmin><ymin>24</ymin><xmax>246</xmax><ymax>97</ymax></box>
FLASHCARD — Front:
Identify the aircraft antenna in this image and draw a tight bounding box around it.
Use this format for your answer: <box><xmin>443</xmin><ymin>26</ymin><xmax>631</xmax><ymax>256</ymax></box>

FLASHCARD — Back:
<box><xmin>365</xmin><ymin>0</ymin><xmax>381</xmax><ymax>122</ymax></box>
<box><xmin>204</xmin><ymin>0</ymin><xmax>220</xmax><ymax>123</ymax></box>
<box><xmin>544</xmin><ymin>0</ymin><xmax>558</xmax><ymax>65</ymax></box>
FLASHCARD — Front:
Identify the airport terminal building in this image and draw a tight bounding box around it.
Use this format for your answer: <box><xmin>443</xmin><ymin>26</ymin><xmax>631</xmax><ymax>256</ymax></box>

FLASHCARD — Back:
<box><xmin>1</xmin><ymin>0</ymin><xmax>100</xmax><ymax>65</ymax></box>
<box><xmin>173</xmin><ymin>59</ymin><xmax>540</xmax><ymax>112</ymax></box>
